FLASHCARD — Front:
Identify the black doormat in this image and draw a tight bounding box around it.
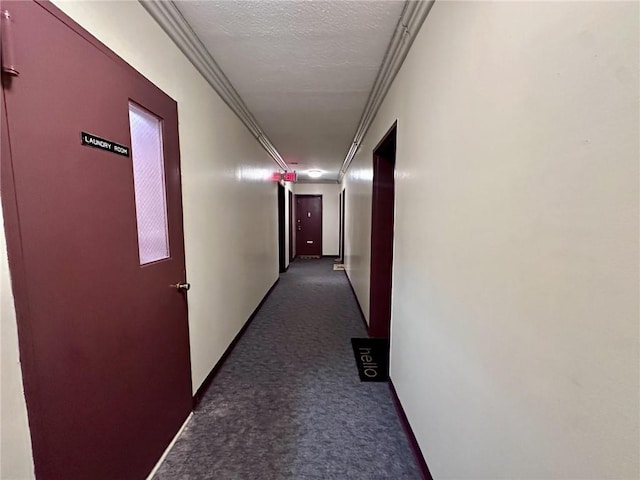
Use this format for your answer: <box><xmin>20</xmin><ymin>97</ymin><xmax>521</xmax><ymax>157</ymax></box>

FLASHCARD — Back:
<box><xmin>351</xmin><ymin>338</ymin><xmax>389</xmax><ymax>382</ymax></box>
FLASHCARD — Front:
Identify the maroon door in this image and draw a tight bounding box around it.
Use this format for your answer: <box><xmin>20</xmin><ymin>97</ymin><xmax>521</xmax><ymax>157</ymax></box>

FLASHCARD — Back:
<box><xmin>295</xmin><ymin>195</ymin><xmax>322</xmax><ymax>256</ymax></box>
<box><xmin>369</xmin><ymin>124</ymin><xmax>396</xmax><ymax>338</ymax></box>
<box><xmin>1</xmin><ymin>2</ymin><xmax>192</xmax><ymax>479</ymax></box>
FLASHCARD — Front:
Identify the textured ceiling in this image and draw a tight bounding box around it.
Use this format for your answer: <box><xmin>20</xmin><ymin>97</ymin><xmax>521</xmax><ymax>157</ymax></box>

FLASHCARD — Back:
<box><xmin>175</xmin><ymin>0</ymin><xmax>405</xmax><ymax>182</ymax></box>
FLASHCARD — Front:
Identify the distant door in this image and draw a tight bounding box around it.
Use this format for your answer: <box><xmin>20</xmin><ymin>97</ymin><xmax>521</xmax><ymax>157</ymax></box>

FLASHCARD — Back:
<box><xmin>278</xmin><ymin>183</ymin><xmax>286</xmax><ymax>272</ymax></box>
<box><xmin>295</xmin><ymin>195</ymin><xmax>322</xmax><ymax>256</ymax></box>
<box><xmin>369</xmin><ymin>124</ymin><xmax>397</xmax><ymax>338</ymax></box>
<box><xmin>1</xmin><ymin>2</ymin><xmax>192</xmax><ymax>478</ymax></box>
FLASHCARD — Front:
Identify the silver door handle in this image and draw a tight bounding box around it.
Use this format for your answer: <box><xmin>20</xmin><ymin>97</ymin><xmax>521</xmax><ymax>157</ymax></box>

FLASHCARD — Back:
<box><xmin>173</xmin><ymin>282</ymin><xmax>190</xmax><ymax>291</ymax></box>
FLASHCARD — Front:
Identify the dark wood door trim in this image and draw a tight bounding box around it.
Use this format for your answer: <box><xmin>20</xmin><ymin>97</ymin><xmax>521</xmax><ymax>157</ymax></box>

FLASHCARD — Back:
<box><xmin>389</xmin><ymin>380</ymin><xmax>434</xmax><ymax>479</ymax></box>
<box><xmin>373</xmin><ymin>120</ymin><xmax>398</xmax><ymax>152</ymax></box>
<box><xmin>339</xmin><ymin>188</ymin><xmax>346</xmax><ymax>261</ymax></box>
<box><xmin>368</xmin><ymin>122</ymin><xmax>397</xmax><ymax>339</ymax></box>
<box><xmin>277</xmin><ymin>183</ymin><xmax>286</xmax><ymax>272</ymax></box>
<box><xmin>288</xmin><ymin>190</ymin><xmax>295</xmax><ymax>261</ymax></box>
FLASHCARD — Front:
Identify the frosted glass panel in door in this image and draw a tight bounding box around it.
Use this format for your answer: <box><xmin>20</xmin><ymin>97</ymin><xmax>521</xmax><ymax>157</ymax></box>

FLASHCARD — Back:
<box><xmin>129</xmin><ymin>102</ymin><xmax>170</xmax><ymax>265</ymax></box>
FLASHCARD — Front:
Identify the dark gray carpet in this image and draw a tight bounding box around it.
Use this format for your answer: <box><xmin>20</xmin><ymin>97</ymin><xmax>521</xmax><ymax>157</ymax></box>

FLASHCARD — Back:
<box><xmin>153</xmin><ymin>258</ymin><xmax>421</xmax><ymax>480</ymax></box>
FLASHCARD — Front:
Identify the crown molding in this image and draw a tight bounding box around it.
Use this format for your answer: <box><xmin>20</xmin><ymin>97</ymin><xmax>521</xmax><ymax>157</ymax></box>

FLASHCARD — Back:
<box><xmin>139</xmin><ymin>0</ymin><xmax>289</xmax><ymax>172</ymax></box>
<box><xmin>338</xmin><ymin>0</ymin><xmax>435</xmax><ymax>182</ymax></box>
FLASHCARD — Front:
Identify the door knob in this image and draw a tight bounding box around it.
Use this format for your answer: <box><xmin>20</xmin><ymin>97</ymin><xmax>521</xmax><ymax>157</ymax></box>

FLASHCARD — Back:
<box><xmin>173</xmin><ymin>282</ymin><xmax>190</xmax><ymax>291</ymax></box>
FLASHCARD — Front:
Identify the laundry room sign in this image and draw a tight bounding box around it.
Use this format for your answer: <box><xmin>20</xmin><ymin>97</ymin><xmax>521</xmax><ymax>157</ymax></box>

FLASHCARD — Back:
<box><xmin>81</xmin><ymin>132</ymin><xmax>130</xmax><ymax>157</ymax></box>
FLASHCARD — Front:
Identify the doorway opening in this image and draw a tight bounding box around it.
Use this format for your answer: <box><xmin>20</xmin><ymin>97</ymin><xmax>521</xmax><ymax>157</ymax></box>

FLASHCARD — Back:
<box><xmin>278</xmin><ymin>183</ymin><xmax>286</xmax><ymax>272</ymax></box>
<box><xmin>339</xmin><ymin>188</ymin><xmax>346</xmax><ymax>262</ymax></box>
<box><xmin>368</xmin><ymin>123</ymin><xmax>397</xmax><ymax>339</ymax></box>
<box><xmin>289</xmin><ymin>189</ymin><xmax>295</xmax><ymax>261</ymax></box>
<box><xmin>295</xmin><ymin>194</ymin><xmax>322</xmax><ymax>257</ymax></box>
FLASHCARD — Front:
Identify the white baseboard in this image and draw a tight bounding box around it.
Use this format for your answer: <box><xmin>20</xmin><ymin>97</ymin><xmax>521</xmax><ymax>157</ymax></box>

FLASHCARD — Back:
<box><xmin>145</xmin><ymin>412</ymin><xmax>193</xmax><ymax>480</ymax></box>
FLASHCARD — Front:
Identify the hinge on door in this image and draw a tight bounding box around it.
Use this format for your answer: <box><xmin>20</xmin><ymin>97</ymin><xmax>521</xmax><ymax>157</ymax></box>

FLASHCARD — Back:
<box><xmin>1</xmin><ymin>10</ymin><xmax>19</xmax><ymax>76</ymax></box>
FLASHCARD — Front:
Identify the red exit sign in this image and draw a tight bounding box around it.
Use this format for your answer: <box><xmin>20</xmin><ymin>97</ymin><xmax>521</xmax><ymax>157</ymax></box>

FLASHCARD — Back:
<box><xmin>271</xmin><ymin>171</ymin><xmax>297</xmax><ymax>182</ymax></box>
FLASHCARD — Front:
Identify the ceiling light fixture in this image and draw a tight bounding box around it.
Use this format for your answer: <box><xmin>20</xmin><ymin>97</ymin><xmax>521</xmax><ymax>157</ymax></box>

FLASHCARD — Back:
<box><xmin>307</xmin><ymin>169</ymin><xmax>323</xmax><ymax>179</ymax></box>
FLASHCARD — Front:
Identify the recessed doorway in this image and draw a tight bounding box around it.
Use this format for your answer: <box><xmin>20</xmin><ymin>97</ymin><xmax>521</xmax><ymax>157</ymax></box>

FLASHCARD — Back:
<box><xmin>278</xmin><ymin>183</ymin><xmax>286</xmax><ymax>272</ymax></box>
<box><xmin>368</xmin><ymin>123</ymin><xmax>397</xmax><ymax>338</ymax></box>
<box><xmin>339</xmin><ymin>188</ymin><xmax>346</xmax><ymax>262</ymax></box>
<box><xmin>295</xmin><ymin>195</ymin><xmax>322</xmax><ymax>257</ymax></box>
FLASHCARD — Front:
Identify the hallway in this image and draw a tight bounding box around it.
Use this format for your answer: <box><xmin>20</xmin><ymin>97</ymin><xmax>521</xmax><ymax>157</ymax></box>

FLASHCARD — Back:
<box><xmin>1</xmin><ymin>1</ymin><xmax>637</xmax><ymax>479</ymax></box>
<box><xmin>152</xmin><ymin>259</ymin><xmax>420</xmax><ymax>479</ymax></box>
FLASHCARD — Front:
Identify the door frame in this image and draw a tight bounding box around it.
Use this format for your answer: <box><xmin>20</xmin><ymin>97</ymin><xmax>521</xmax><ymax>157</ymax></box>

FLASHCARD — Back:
<box><xmin>277</xmin><ymin>183</ymin><xmax>286</xmax><ymax>272</ymax></box>
<box><xmin>339</xmin><ymin>188</ymin><xmax>346</xmax><ymax>261</ymax></box>
<box><xmin>368</xmin><ymin>122</ymin><xmax>397</xmax><ymax>338</ymax></box>
<box><xmin>295</xmin><ymin>194</ymin><xmax>323</xmax><ymax>256</ymax></box>
<box><xmin>288</xmin><ymin>189</ymin><xmax>295</xmax><ymax>261</ymax></box>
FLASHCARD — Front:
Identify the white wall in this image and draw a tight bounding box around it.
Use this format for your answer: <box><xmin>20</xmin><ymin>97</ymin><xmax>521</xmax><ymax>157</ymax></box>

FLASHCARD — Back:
<box><xmin>343</xmin><ymin>2</ymin><xmax>639</xmax><ymax>478</ymax></box>
<box><xmin>294</xmin><ymin>183</ymin><xmax>341</xmax><ymax>256</ymax></box>
<box><xmin>1</xmin><ymin>1</ymin><xmax>281</xmax><ymax>477</ymax></box>
<box><xmin>343</xmin><ymin>172</ymin><xmax>372</xmax><ymax>324</ymax></box>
